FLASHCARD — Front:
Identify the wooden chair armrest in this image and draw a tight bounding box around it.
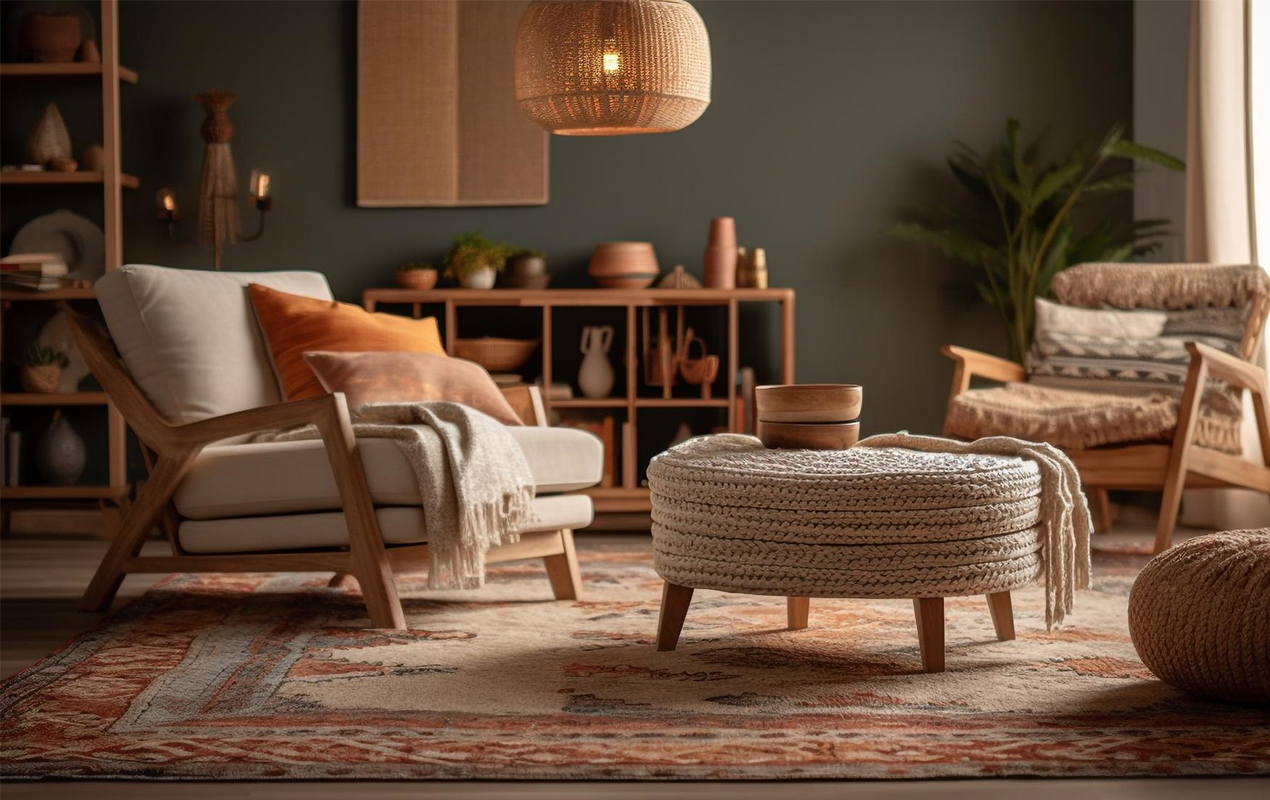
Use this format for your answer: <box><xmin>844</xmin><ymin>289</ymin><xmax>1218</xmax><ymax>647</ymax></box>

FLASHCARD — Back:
<box><xmin>941</xmin><ymin>346</ymin><xmax>1026</xmax><ymax>384</ymax></box>
<box><xmin>1188</xmin><ymin>342</ymin><xmax>1267</xmax><ymax>395</ymax></box>
<box><xmin>173</xmin><ymin>393</ymin><xmax>352</xmax><ymax>449</ymax></box>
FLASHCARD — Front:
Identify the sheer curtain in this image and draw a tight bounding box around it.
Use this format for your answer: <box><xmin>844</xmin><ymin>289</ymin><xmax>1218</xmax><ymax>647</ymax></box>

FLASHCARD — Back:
<box><xmin>1179</xmin><ymin>0</ymin><xmax>1268</xmax><ymax>530</ymax></box>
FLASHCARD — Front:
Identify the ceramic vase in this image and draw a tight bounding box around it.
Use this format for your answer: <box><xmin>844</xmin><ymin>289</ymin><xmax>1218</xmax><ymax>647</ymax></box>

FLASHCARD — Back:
<box><xmin>26</xmin><ymin>102</ymin><xmax>72</xmax><ymax>165</ymax></box>
<box><xmin>21</xmin><ymin>13</ymin><xmax>80</xmax><ymax>63</ymax></box>
<box><xmin>703</xmin><ymin>217</ymin><xmax>737</xmax><ymax>289</ymax></box>
<box><xmin>35</xmin><ymin>412</ymin><xmax>86</xmax><ymax>485</ymax></box>
<box><xmin>459</xmin><ymin>266</ymin><xmax>497</xmax><ymax>289</ymax></box>
<box><xmin>579</xmin><ymin>326</ymin><xmax>616</xmax><ymax>399</ymax></box>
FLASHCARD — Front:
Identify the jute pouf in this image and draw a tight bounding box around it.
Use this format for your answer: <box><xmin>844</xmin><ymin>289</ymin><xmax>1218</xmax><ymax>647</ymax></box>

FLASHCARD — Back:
<box><xmin>1128</xmin><ymin>529</ymin><xmax>1270</xmax><ymax>704</ymax></box>
<box><xmin>647</xmin><ymin>434</ymin><xmax>1092</xmax><ymax>673</ymax></box>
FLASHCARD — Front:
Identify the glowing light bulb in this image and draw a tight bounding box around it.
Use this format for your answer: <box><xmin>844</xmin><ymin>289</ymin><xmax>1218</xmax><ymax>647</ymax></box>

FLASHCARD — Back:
<box><xmin>602</xmin><ymin>51</ymin><xmax>620</xmax><ymax>73</ymax></box>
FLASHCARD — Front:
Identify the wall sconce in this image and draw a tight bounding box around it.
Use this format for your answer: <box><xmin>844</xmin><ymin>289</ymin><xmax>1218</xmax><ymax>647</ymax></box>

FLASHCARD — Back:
<box><xmin>155</xmin><ymin>90</ymin><xmax>273</xmax><ymax>270</ymax></box>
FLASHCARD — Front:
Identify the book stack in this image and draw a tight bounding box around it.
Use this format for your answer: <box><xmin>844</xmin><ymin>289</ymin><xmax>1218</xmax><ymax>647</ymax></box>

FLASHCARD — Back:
<box><xmin>1</xmin><ymin>253</ymin><xmax>68</xmax><ymax>291</ymax></box>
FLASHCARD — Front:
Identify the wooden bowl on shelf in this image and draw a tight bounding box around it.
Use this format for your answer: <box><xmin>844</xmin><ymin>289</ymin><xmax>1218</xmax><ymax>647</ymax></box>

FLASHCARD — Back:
<box><xmin>395</xmin><ymin>269</ymin><xmax>438</xmax><ymax>291</ymax></box>
<box><xmin>589</xmin><ymin>242</ymin><xmax>659</xmax><ymax>289</ymax></box>
<box><xmin>755</xmin><ymin>384</ymin><xmax>862</xmax><ymax>423</ymax></box>
<box><xmin>453</xmin><ymin>337</ymin><xmax>540</xmax><ymax>372</ymax></box>
<box><xmin>756</xmin><ymin>420</ymin><xmax>859</xmax><ymax>450</ymax></box>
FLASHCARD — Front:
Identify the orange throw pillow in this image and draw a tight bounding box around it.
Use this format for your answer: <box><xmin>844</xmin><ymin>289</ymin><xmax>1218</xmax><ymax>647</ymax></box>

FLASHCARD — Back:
<box><xmin>248</xmin><ymin>284</ymin><xmax>447</xmax><ymax>401</ymax></box>
<box><xmin>303</xmin><ymin>351</ymin><xmax>523</xmax><ymax>425</ymax></box>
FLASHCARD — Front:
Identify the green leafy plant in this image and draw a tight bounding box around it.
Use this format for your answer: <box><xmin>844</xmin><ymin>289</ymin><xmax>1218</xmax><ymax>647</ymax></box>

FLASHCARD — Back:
<box><xmin>23</xmin><ymin>343</ymin><xmax>68</xmax><ymax>368</ymax></box>
<box><xmin>444</xmin><ymin>231</ymin><xmax>511</xmax><ymax>279</ymax></box>
<box><xmin>895</xmin><ymin>119</ymin><xmax>1184</xmax><ymax>362</ymax></box>
<box><xmin>398</xmin><ymin>261</ymin><xmax>436</xmax><ymax>272</ymax></box>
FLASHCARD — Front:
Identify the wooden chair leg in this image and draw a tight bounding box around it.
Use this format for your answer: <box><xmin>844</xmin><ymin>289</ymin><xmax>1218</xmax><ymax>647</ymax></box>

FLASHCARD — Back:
<box><xmin>543</xmin><ymin>529</ymin><xmax>583</xmax><ymax>600</ymax></box>
<box><xmin>656</xmin><ymin>582</ymin><xmax>694</xmax><ymax>651</ymax></box>
<box><xmin>787</xmin><ymin>596</ymin><xmax>809</xmax><ymax>630</ymax></box>
<box><xmin>1156</xmin><ymin>355</ymin><xmax>1206</xmax><ymax>554</ymax></box>
<box><xmin>912</xmin><ymin>597</ymin><xmax>945</xmax><ymax>673</ymax></box>
<box><xmin>315</xmin><ymin>396</ymin><xmax>404</xmax><ymax>629</ymax></box>
<box><xmin>986</xmin><ymin>591</ymin><xmax>1015</xmax><ymax>641</ymax></box>
<box><xmin>81</xmin><ymin>451</ymin><xmax>197</xmax><ymax>612</ymax></box>
<box><xmin>1090</xmin><ymin>488</ymin><xmax>1113</xmax><ymax>534</ymax></box>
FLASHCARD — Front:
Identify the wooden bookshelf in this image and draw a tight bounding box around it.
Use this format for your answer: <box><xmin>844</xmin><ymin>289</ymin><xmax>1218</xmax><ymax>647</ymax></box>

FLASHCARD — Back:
<box><xmin>0</xmin><ymin>171</ymin><xmax>139</xmax><ymax>188</ymax></box>
<box><xmin>0</xmin><ymin>62</ymin><xmax>137</xmax><ymax>83</ymax></box>
<box><xmin>0</xmin><ymin>1</ymin><xmax>133</xmax><ymax>536</ymax></box>
<box><xmin>364</xmin><ymin>286</ymin><xmax>796</xmax><ymax>514</ymax></box>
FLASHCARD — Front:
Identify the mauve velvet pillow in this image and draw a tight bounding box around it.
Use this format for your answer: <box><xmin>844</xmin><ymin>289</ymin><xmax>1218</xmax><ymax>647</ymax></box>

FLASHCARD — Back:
<box><xmin>302</xmin><ymin>351</ymin><xmax>523</xmax><ymax>426</ymax></box>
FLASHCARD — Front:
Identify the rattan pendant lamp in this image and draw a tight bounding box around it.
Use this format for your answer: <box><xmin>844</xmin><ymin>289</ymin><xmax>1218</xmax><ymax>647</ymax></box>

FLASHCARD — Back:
<box><xmin>514</xmin><ymin>0</ymin><xmax>711</xmax><ymax>135</ymax></box>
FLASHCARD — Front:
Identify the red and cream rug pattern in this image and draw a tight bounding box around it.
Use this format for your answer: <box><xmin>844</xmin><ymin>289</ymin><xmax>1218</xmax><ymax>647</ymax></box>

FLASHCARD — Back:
<box><xmin>1</xmin><ymin>538</ymin><xmax>1267</xmax><ymax>780</ymax></box>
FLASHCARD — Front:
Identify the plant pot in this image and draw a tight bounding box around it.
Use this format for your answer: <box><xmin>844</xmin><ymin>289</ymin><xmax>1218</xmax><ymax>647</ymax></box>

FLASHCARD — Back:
<box><xmin>21</xmin><ymin>13</ymin><xmax>81</xmax><ymax>63</ymax></box>
<box><xmin>507</xmin><ymin>255</ymin><xmax>546</xmax><ymax>279</ymax></box>
<box><xmin>20</xmin><ymin>365</ymin><xmax>60</xmax><ymax>394</ymax></box>
<box><xmin>395</xmin><ymin>269</ymin><xmax>438</xmax><ymax>291</ymax></box>
<box><xmin>459</xmin><ymin>266</ymin><xmax>497</xmax><ymax>290</ymax></box>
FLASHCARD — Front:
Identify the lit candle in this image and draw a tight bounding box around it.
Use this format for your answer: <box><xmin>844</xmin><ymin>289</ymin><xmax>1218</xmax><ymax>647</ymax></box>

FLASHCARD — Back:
<box><xmin>155</xmin><ymin>187</ymin><xmax>179</xmax><ymax>220</ymax></box>
<box><xmin>250</xmin><ymin>169</ymin><xmax>271</xmax><ymax>200</ymax></box>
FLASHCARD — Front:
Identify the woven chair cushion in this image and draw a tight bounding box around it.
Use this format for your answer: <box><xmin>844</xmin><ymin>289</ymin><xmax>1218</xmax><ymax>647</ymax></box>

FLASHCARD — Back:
<box><xmin>1051</xmin><ymin>262</ymin><xmax>1270</xmax><ymax>311</ymax></box>
<box><xmin>647</xmin><ymin>436</ymin><xmax>1046</xmax><ymax>600</ymax></box>
<box><xmin>945</xmin><ymin>383</ymin><xmax>1242</xmax><ymax>454</ymax></box>
<box><xmin>1128</xmin><ymin>529</ymin><xmax>1270</xmax><ymax>704</ymax></box>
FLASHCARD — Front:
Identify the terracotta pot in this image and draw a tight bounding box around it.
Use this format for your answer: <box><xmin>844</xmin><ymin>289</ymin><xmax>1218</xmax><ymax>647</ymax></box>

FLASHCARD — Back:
<box><xmin>507</xmin><ymin>255</ymin><xmax>546</xmax><ymax>278</ymax></box>
<box><xmin>20</xmin><ymin>365</ymin><xmax>61</xmax><ymax>394</ymax></box>
<box><xmin>82</xmin><ymin>143</ymin><xmax>105</xmax><ymax>171</ymax></box>
<box><xmin>589</xmin><ymin>242</ymin><xmax>659</xmax><ymax>289</ymax></box>
<box><xmin>703</xmin><ymin>244</ymin><xmax>737</xmax><ymax>289</ymax></box>
<box><xmin>707</xmin><ymin>217</ymin><xmax>737</xmax><ymax>248</ymax></box>
<box><xmin>395</xmin><ymin>269</ymin><xmax>438</xmax><ymax>291</ymax></box>
<box><xmin>21</xmin><ymin>13</ymin><xmax>81</xmax><ymax>63</ymax></box>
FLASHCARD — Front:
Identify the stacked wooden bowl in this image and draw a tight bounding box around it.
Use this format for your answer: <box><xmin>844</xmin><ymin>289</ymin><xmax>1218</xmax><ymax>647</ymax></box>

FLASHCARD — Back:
<box><xmin>754</xmin><ymin>384</ymin><xmax>862</xmax><ymax>449</ymax></box>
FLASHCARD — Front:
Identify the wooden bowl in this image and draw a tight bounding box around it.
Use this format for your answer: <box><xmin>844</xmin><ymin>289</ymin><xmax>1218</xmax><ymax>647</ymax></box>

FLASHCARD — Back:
<box><xmin>395</xmin><ymin>269</ymin><xmax>438</xmax><ymax>291</ymax></box>
<box><xmin>453</xmin><ymin>337</ymin><xmax>540</xmax><ymax>372</ymax></box>
<box><xmin>589</xmin><ymin>242</ymin><xmax>659</xmax><ymax>289</ymax></box>
<box><xmin>755</xmin><ymin>384</ymin><xmax>862</xmax><ymax>423</ymax></box>
<box><xmin>756</xmin><ymin>420</ymin><xmax>859</xmax><ymax>450</ymax></box>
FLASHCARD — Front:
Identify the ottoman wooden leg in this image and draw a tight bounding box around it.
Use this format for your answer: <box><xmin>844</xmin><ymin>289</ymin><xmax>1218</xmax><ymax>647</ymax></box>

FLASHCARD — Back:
<box><xmin>787</xmin><ymin>596</ymin><xmax>810</xmax><ymax>630</ymax></box>
<box><xmin>986</xmin><ymin>591</ymin><xmax>1015</xmax><ymax>641</ymax></box>
<box><xmin>657</xmin><ymin>582</ymin><xmax>694</xmax><ymax>652</ymax></box>
<box><xmin>913</xmin><ymin>597</ymin><xmax>945</xmax><ymax>673</ymax></box>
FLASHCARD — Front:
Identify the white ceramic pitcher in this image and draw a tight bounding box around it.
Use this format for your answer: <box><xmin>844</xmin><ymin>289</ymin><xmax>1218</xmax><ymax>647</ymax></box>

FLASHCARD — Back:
<box><xmin>578</xmin><ymin>325</ymin><xmax>615</xmax><ymax>399</ymax></box>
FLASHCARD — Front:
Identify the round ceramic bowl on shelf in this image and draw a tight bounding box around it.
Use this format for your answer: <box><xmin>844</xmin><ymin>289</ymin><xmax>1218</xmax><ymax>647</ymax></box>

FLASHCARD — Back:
<box><xmin>589</xmin><ymin>242</ymin><xmax>659</xmax><ymax>289</ymax></box>
<box><xmin>453</xmin><ymin>337</ymin><xmax>541</xmax><ymax>372</ymax></box>
<box><xmin>394</xmin><ymin>269</ymin><xmax>439</xmax><ymax>291</ymax></box>
<box><xmin>756</xmin><ymin>420</ymin><xmax>860</xmax><ymax>450</ymax></box>
<box><xmin>755</xmin><ymin>384</ymin><xmax>862</xmax><ymax>423</ymax></box>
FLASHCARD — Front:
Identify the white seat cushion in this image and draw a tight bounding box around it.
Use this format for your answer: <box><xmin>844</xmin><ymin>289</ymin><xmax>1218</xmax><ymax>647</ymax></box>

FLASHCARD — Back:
<box><xmin>174</xmin><ymin>425</ymin><xmax>603</xmax><ymax>520</ymax></box>
<box><xmin>95</xmin><ymin>265</ymin><xmax>333</xmax><ymax>423</ymax></box>
<box><xmin>178</xmin><ymin>494</ymin><xmax>593</xmax><ymax>554</ymax></box>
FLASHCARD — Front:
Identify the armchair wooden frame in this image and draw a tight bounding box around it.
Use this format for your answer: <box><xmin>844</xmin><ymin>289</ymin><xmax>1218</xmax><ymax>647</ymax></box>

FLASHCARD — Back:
<box><xmin>943</xmin><ymin>319</ymin><xmax>1270</xmax><ymax>553</ymax></box>
<box><xmin>65</xmin><ymin>307</ymin><xmax>583</xmax><ymax>629</ymax></box>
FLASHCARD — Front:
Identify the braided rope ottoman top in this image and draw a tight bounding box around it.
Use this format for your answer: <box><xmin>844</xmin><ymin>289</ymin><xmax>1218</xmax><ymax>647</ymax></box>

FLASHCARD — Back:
<box><xmin>648</xmin><ymin>433</ymin><xmax>1092</xmax><ymax>627</ymax></box>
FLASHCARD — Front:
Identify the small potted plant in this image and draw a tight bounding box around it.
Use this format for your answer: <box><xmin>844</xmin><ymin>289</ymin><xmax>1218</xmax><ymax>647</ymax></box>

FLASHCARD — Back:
<box><xmin>444</xmin><ymin>231</ymin><xmax>509</xmax><ymax>290</ymax></box>
<box><xmin>503</xmin><ymin>248</ymin><xmax>549</xmax><ymax>289</ymax></box>
<box><xmin>20</xmin><ymin>343</ymin><xmax>68</xmax><ymax>394</ymax></box>
<box><xmin>395</xmin><ymin>261</ymin><xmax>438</xmax><ymax>291</ymax></box>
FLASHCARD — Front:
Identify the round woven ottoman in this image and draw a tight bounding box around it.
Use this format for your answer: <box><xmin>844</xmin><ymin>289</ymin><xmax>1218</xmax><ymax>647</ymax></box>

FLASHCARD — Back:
<box><xmin>1128</xmin><ymin>529</ymin><xmax>1270</xmax><ymax>703</ymax></box>
<box><xmin>647</xmin><ymin>434</ymin><xmax>1088</xmax><ymax>673</ymax></box>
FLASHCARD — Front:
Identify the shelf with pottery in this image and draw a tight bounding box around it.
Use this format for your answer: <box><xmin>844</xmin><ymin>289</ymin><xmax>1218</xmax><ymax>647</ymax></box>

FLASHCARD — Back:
<box><xmin>364</xmin><ymin>287</ymin><xmax>795</xmax><ymax>514</ymax></box>
<box><xmin>0</xmin><ymin>0</ymin><xmax>132</xmax><ymax>536</ymax></box>
<box><xmin>0</xmin><ymin>171</ymin><xmax>139</xmax><ymax>188</ymax></box>
<box><xmin>0</xmin><ymin>62</ymin><xmax>138</xmax><ymax>83</ymax></box>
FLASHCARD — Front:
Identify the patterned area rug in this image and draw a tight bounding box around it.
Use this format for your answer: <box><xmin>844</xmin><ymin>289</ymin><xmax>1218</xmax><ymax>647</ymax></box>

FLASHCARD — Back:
<box><xmin>2</xmin><ymin>537</ymin><xmax>1268</xmax><ymax>780</ymax></box>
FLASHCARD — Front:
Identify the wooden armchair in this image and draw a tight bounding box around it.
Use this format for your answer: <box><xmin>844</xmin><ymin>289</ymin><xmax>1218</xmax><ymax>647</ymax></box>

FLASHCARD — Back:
<box><xmin>66</xmin><ymin>265</ymin><xmax>602</xmax><ymax>629</ymax></box>
<box><xmin>943</xmin><ymin>264</ymin><xmax>1270</xmax><ymax>553</ymax></box>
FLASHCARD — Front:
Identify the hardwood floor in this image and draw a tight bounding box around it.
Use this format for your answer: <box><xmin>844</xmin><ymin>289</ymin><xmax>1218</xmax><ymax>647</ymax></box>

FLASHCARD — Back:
<box><xmin>2</xmin><ymin>529</ymin><xmax>1265</xmax><ymax>799</ymax></box>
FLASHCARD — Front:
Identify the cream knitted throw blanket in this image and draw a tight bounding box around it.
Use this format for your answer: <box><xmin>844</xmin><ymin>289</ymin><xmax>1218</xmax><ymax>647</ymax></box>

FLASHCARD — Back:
<box><xmin>856</xmin><ymin>433</ymin><xmax>1093</xmax><ymax>627</ymax></box>
<box><xmin>255</xmin><ymin>402</ymin><xmax>536</xmax><ymax>590</ymax></box>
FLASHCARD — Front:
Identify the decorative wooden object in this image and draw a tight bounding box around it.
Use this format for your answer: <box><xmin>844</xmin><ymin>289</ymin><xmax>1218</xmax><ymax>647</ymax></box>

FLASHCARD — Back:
<box><xmin>363</xmin><ymin>287</ymin><xmax>797</xmax><ymax>514</ymax></box>
<box><xmin>755</xmin><ymin>384</ymin><xmax>862</xmax><ymax>423</ymax></box>
<box><xmin>756</xmin><ymin>420</ymin><xmax>860</xmax><ymax>450</ymax></box>
<box><xmin>453</xmin><ymin>336</ymin><xmax>540</xmax><ymax>372</ymax></box>
<box><xmin>942</xmin><ymin>315</ymin><xmax>1270</xmax><ymax>553</ymax></box>
<box><xmin>357</xmin><ymin>0</ymin><xmax>547</xmax><ymax>207</ymax></box>
<box><xmin>193</xmin><ymin>90</ymin><xmax>240</xmax><ymax>270</ymax></box>
<box><xmin>0</xmin><ymin>0</ymin><xmax>132</xmax><ymax>537</ymax></box>
<box><xmin>62</xmin><ymin>307</ymin><xmax>582</xmax><ymax>629</ymax></box>
<box><xmin>589</xmin><ymin>242</ymin><xmax>659</xmax><ymax>289</ymax></box>
<box><xmin>703</xmin><ymin>217</ymin><xmax>737</xmax><ymax>289</ymax></box>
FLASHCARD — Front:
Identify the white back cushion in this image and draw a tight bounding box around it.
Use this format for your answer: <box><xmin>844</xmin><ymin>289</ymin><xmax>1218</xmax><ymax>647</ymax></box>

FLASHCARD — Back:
<box><xmin>95</xmin><ymin>265</ymin><xmax>333</xmax><ymax>423</ymax></box>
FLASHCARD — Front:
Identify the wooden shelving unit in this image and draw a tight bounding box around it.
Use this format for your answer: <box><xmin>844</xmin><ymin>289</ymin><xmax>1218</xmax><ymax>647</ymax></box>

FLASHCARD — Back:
<box><xmin>0</xmin><ymin>1</ymin><xmax>134</xmax><ymax>535</ymax></box>
<box><xmin>364</xmin><ymin>287</ymin><xmax>796</xmax><ymax>514</ymax></box>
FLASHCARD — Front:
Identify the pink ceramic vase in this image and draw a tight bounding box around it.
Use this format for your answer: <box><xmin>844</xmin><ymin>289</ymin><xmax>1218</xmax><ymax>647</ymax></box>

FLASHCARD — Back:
<box><xmin>707</xmin><ymin>217</ymin><xmax>737</xmax><ymax>248</ymax></box>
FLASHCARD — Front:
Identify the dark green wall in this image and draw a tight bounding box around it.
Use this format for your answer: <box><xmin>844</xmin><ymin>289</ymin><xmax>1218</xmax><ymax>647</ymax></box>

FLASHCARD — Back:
<box><xmin>7</xmin><ymin>0</ymin><xmax>1133</xmax><ymax>441</ymax></box>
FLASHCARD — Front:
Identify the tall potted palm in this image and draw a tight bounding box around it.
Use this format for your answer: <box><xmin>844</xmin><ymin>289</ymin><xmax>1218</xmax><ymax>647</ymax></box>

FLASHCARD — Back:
<box><xmin>896</xmin><ymin>119</ymin><xmax>1184</xmax><ymax>362</ymax></box>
